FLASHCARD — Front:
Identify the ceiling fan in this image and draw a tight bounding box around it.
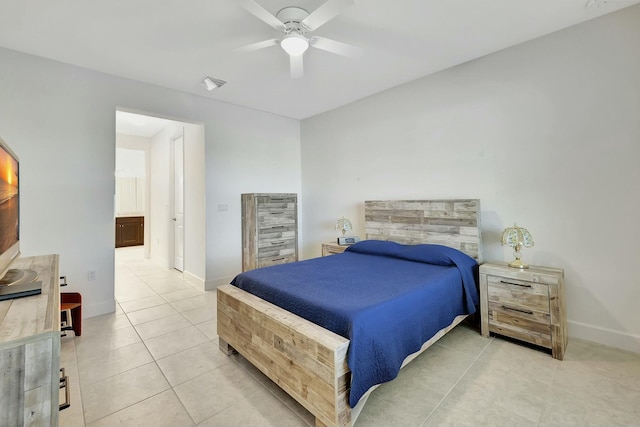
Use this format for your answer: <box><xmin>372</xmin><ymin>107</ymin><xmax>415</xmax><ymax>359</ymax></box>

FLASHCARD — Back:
<box><xmin>239</xmin><ymin>0</ymin><xmax>357</xmax><ymax>78</ymax></box>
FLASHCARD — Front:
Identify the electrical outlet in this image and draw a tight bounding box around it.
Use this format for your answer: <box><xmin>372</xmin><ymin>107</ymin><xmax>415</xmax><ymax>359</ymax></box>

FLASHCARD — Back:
<box><xmin>88</xmin><ymin>270</ymin><xmax>96</xmax><ymax>281</ymax></box>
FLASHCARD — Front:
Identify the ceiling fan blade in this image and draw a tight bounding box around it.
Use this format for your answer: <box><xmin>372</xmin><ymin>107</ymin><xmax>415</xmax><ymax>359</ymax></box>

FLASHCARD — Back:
<box><xmin>237</xmin><ymin>39</ymin><xmax>279</xmax><ymax>53</ymax></box>
<box><xmin>241</xmin><ymin>0</ymin><xmax>285</xmax><ymax>31</ymax></box>
<box><xmin>290</xmin><ymin>55</ymin><xmax>304</xmax><ymax>79</ymax></box>
<box><xmin>310</xmin><ymin>36</ymin><xmax>359</xmax><ymax>57</ymax></box>
<box><xmin>301</xmin><ymin>0</ymin><xmax>354</xmax><ymax>32</ymax></box>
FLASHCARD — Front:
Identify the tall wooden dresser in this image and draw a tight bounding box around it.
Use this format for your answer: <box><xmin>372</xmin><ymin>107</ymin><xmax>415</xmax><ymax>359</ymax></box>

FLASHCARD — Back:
<box><xmin>241</xmin><ymin>193</ymin><xmax>298</xmax><ymax>272</ymax></box>
<box><xmin>0</xmin><ymin>254</ymin><xmax>61</xmax><ymax>427</ymax></box>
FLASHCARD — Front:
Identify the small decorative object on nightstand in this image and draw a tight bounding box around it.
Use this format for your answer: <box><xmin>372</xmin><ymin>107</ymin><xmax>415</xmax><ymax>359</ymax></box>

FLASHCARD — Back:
<box><xmin>336</xmin><ymin>217</ymin><xmax>352</xmax><ymax>237</ymax></box>
<box><xmin>479</xmin><ymin>262</ymin><xmax>567</xmax><ymax>360</ymax></box>
<box><xmin>501</xmin><ymin>223</ymin><xmax>534</xmax><ymax>269</ymax></box>
<box><xmin>322</xmin><ymin>242</ymin><xmax>350</xmax><ymax>256</ymax></box>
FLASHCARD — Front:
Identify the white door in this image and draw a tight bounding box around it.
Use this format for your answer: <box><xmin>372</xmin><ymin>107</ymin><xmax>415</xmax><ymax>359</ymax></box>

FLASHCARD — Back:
<box><xmin>173</xmin><ymin>135</ymin><xmax>185</xmax><ymax>272</ymax></box>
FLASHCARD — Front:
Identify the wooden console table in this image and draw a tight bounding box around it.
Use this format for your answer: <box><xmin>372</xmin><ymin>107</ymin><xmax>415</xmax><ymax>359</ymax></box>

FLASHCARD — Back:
<box><xmin>0</xmin><ymin>254</ymin><xmax>61</xmax><ymax>427</ymax></box>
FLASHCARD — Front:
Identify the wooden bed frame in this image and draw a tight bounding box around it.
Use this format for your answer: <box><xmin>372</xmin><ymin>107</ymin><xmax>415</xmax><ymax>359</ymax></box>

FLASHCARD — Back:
<box><xmin>217</xmin><ymin>199</ymin><xmax>482</xmax><ymax>427</ymax></box>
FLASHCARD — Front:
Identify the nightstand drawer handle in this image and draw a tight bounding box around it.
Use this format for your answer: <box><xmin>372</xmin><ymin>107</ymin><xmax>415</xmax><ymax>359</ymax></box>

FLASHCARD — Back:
<box><xmin>502</xmin><ymin>305</ymin><xmax>534</xmax><ymax>315</ymax></box>
<box><xmin>270</xmin><ymin>211</ymin><xmax>284</xmax><ymax>215</ymax></box>
<box><xmin>500</xmin><ymin>280</ymin><xmax>532</xmax><ymax>288</ymax></box>
<box><xmin>272</xmin><ymin>257</ymin><xmax>285</xmax><ymax>261</ymax></box>
<box><xmin>271</xmin><ymin>241</ymin><xmax>285</xmax><ymax>245</ymax></box>
<box><xmin>270</xmin><ymin>226</ymin><xmax>285</xmax><ymax>229</ymax></box>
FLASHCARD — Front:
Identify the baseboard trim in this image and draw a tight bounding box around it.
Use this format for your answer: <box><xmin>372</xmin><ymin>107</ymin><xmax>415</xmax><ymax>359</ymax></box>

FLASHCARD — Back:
<box><xmin>83</xmin><ymin>298</ymin><xmax>117</xmax><ymax>318</ymax></box>
<box><xmin>204</xmin><ymin>275</ymin><xmax>235</xmax><ymax>291</ymax></box>
<box><xmin>568</xmin><ymin>320</ymin><xmax>640</xmax><ymax>354</ymax></box>
<box><xmin>183</xmin><ymin>270</ymin><xmax>205</xmax><ymax>290</ymax></box>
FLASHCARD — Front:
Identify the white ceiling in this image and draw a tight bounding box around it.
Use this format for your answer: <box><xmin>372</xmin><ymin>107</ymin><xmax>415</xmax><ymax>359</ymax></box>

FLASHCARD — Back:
<box><xmin>1</xmin><ymin>0</ymin><xmax>638</xmax><ymax>120</ymax></box>
<box><xmin>115</xmin><ymin>111</ymin><xmax>174</xmax><ymax>137</ymax></box>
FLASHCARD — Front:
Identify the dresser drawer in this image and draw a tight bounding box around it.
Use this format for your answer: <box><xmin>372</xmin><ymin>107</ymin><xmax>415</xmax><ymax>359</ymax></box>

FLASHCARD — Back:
<box><xmin>256</xmin><ymin>195</ymin><xmax>296</xmax><ymax>207</ymax></box>
<box><xmin>258</xmin><ymin>237</ymin><xmax>296</xmax><ymax>250</ymax></box>
<box><xmin>258</xmin><ymin>255</ymin><xmax>297</xmax><ymax>268</ymax></box>
<box><xmin>489</xmin><ymin>320</ymin><xmax>552</xmax><ymax>349</ymax></box>
<box><xmin>258</xmin><ymin>225</ymin><xmax>297</xmax><ymax>241</ymax></box>
<box><xmin>258</xmin><ymin>242</ymin><xmax>296</xmax><ymax>259</ymax></box>
<box><xmin>487</xmin><ymin>275</ymin><xmax>550</xmax><ymax>314</ymax></box>
<box><xmin>489</xmin><ymin>298</ymin><xmax>553</xmax><ymax>348</ymax></box>
<box><xmin>488</xmin><ymin>302</ymin><xmax>551</xmax><ymax>333</ymax></box>
<box><xmin>257</xmin><ymin>209</ymin><xmax>296</xmax><ymax>226</ymax></box>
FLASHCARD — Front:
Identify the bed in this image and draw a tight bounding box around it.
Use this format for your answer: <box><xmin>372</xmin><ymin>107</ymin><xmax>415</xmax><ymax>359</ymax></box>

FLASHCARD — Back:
<box><xmin>217</xmin><ymin>199</ymin><xmax>482</xmax><ymax>427</ymax></box>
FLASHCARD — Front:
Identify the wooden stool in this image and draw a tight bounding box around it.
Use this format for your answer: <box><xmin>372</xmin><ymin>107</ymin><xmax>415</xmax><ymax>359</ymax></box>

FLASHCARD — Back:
<box><xmin>60</xmin><ymin>292</ymin><xmax>82</xmax><ymax>336</ymax></box>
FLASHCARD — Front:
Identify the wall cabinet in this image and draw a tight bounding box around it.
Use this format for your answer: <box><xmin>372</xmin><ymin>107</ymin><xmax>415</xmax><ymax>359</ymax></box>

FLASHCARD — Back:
<box><xmin>241</xmin><ymin>193</ymin><xmax>298</xmax><ymax>272</ymax></box>
<box><xmin>115</xmin><ymin>216</ymin><xmax>144</xmax><ymax>248</ymax></box>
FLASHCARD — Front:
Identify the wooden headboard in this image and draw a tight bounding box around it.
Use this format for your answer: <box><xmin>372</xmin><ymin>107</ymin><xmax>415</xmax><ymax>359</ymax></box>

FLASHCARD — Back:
<box><xmin>364</xmin><ymin>199</ymin><xmax>482</xmax><ymax>262</ymax></box>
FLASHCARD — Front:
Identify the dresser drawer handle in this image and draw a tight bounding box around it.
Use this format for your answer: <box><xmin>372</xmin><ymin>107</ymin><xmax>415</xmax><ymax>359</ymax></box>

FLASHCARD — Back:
<box><xmin>270</xmin><ymin>211</ymin><xmax>284</xmax><ymax>215</ymax></box>
<box><xmin>59</xmin><ymin>368</ymin><xmax>70</xmax><ymax>411</ymax></box>
<box><xmin>502</xmin><ymin>305</ymin><xmax>534</xmax><ymax>315</ymax></box>
<box><xmin>272</xmin><ymin>257</ymin><xmax>285</xmax><ymax>261</ymax></box>
<box><xmin>269</xmin><ymin>225</ymin><xmax>285</xmax><ymax>229</ymax></box>
<box><xmin>271</xmin><ymin>241</ymin><xmax>285</xmax><ymax>245</ymax></box>
<box><xmin>500</xmin><ymin>280</ymin><xmax>532</xmax><ymax>288</ymax></box>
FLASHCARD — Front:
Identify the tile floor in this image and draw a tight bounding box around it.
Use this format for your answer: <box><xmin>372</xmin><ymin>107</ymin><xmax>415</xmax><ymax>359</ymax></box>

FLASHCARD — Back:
<box><xmin>59</xmin><ymin>247</ymin><xmax>640</xmax><ymax>427</ymax></box>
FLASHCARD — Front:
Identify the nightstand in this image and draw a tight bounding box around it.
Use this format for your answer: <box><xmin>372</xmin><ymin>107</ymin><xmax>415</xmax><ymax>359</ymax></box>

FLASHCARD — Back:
<box><xmin>479</xmin><ymin>261</ymin><xmax>567</xmax><ymax>360</ymax></box>
<box><xmin>322</xmin><ymin>242</ymin><xmax>350</xmax><ymax>256</ymax></box>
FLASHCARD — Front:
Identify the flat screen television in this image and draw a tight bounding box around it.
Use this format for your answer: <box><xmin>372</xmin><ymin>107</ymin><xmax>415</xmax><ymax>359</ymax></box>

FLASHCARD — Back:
<box><xmin>0</xmin><ymin>138</ymin><xmax>21</xmax><ymax>285</ymax></box>
<box><xmin>0</xmin><ymin>137</ymin><xmax>39</xmax><ymax>292</ymax></box>
<box><xmin>0</xmin><ymin>136</ymin><xmax>21</xmax><ymax>281</ymax></box>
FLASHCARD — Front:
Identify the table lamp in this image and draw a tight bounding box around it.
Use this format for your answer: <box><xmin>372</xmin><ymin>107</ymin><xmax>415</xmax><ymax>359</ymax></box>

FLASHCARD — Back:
<box><xmin>336</xmin><ymin>217</ymin><xmax>352</xmax><ymax>236</ymax></box>
<box><xmin>501</xmin><ymin>224</ymin><xmax>534</xmax><ymax>269</ymax></box>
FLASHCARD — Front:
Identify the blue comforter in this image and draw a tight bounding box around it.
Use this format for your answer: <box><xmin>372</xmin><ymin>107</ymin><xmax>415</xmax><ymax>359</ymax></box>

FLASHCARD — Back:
<box><xmin>230</xmin><ymin>240</ymin><xmax>479</xmax><ymax>407</ymax></box>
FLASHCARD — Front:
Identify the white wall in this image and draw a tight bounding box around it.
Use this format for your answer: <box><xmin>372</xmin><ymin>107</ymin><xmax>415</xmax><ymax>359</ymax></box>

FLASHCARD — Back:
<box><xmin>301</xmin><ymin>6</ymin><xmax>640</xmax><ymax>352</ymax></box>
<box><xmin>115</xmin><ymin>147</ymin><xmax>146</xmax><ymax>216</ymax></box>
<box><xmin>149</xmin><ymin>125</ymin><xmax>173</xmax><ymax>268</ymax></box>
<box><xmin>116</xmin><ymin>134</ymin><xmax>151</xmax><ymax>248</ymax></box>
<box><xmin>0</xmin><ymin>46</ymin><xmax>301</xmax><ymax>317</ymax></box>
<box><xmin>183</xmin><ymin>122</ymin><xmax>206</xmax><ymax>285</ymax></box>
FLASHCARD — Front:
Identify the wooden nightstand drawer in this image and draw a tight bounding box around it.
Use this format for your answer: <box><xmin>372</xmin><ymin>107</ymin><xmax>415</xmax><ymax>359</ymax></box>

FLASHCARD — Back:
<box><xmin>489</xmin><ymin>319</ymin><xmax>552</xmax><ymax>349</ymax></box>
<box><xmin>488</xmin><ymin>302</ymin><xmax>551</xmax><ymax>335</ymax></box>
<box><xmin>487</xmin><ymin>275</ymin><xmax>550</xmax><ymax>314</ymax></box>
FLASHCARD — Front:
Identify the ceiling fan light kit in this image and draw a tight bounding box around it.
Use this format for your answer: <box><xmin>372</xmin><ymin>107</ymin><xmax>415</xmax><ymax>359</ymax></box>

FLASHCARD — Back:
<box><xmin>280</xmin><ymin>31</ymin><xmax>309</xmax><ymax>56</ymax></box>
<box><xmin>240</xmin><ymin>0</ymin><xmax>355</xmax><ymax>78</ymax></box>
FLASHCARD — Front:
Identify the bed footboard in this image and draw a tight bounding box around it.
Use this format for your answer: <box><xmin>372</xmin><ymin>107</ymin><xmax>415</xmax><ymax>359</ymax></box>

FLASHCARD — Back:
<box><xmin>217</xmin><ymin>284</ymin><xmax>351</xmax><ymax>427</ymax></box>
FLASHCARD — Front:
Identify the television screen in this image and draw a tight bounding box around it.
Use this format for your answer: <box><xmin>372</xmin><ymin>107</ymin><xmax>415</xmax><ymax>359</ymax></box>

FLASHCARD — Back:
<box><xmin>0</xmin><ymin>137</ymin><xmax>20</xmax><ymax>281</ymax></box>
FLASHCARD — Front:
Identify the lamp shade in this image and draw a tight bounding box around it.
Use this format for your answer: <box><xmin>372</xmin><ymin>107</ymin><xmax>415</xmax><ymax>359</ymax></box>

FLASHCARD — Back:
<box><xmin>501</xmin><ymin>224</ymin><xmax>534</xmax><ymax>269</ymax></box>
<box><xmin>280</xmin><ymin>31</ymin><xmax>309</xmax><ymax>56</ymax></box>
<box><xmin>336</xmin><ymin>217</ymin><xmax>352</xmax><ymax>236</ymax></box>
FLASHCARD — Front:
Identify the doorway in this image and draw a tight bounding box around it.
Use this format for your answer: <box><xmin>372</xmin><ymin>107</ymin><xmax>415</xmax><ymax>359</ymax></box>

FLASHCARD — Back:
<box><xmin>115</xmin><ymin>110</ymin><xmax>206</xmax><ymax>286</ymax></box>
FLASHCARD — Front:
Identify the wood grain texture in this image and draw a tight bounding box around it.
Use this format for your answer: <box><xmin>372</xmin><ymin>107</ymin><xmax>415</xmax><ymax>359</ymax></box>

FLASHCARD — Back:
<box><xmin>0</xmin><ymin>254</ymin><xmax>60</xmax><ymax>426</ymax></box>
<box><xmin>479</xmin><ymin>262</ymin><xmax>566</xmax><ymax>360</ymax></box>
<box><xmin>217</xmin><ymin>285</ymin><xmax>350</xmax><ymax>427</ymax></box>
<box><xmin>219</xmin><ymin>199</ymin><xmax>483</xmax><ymax>426</ymax></box>
<box><xmin>321</xmin><ymin>243</ymin><xmax>349</xmax><ymax>256</ymax></box>
<box><xmin>364</xmin><ymin>199</ymin><xmax>482</xmax><ymax>262</ymax></box>
<box><xmin>242</xmin><ymin>193</ymin><xmax>298</xmax><ymax>272</ymax></box>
